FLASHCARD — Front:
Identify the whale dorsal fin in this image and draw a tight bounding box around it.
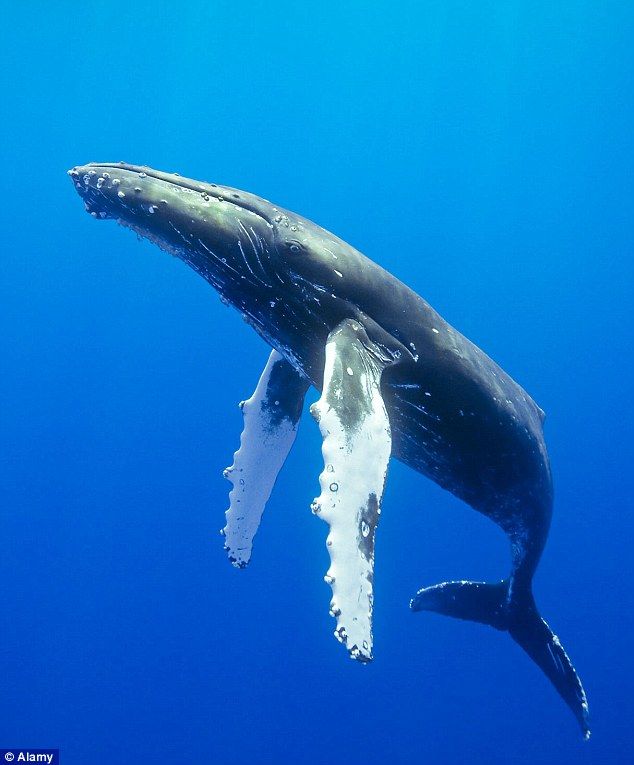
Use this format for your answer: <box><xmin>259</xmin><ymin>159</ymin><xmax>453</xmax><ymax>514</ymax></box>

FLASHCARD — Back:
<box><xmin>310</xmin><ymin>319</ymin><xmax>392</xmax><ymax>661</ymax></box>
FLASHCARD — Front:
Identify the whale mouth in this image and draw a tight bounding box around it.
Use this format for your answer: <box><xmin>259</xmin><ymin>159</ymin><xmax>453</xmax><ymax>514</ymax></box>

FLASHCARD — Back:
<box><xmin>67</xmin><ymin>162</ymin><xmax>277</xmax><ymax>228</ymax></box>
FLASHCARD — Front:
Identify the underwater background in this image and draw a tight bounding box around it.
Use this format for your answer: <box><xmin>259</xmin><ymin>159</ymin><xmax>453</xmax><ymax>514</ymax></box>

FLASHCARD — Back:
<box><xmin>1</xmin><ymin>2</ymin><xmax>632</xmax><ymax>763</ymax></box>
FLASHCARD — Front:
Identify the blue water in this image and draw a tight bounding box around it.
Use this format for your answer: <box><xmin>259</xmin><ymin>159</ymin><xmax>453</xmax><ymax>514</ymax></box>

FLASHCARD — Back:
<box><xmin>1</xmin><ymin>2</ymin><xmax>632</xmax><ymax>763</ymax></box>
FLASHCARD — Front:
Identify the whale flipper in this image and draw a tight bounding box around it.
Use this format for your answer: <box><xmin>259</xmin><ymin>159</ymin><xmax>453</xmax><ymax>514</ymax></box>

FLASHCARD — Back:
<box><xmin>310</xmin><ymin>320</ymin><xmax>393</xmax><ymax>662</ymax></box>
<box><xmin>222</xmin><ymin>350</ymin><xmax>308</xmax><ymax>567</ymax></box>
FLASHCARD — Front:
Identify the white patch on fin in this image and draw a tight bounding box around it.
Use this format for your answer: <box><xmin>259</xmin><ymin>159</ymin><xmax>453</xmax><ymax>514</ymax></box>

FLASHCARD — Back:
<box><xmin>222</xmin><ymin>350</ymin><xmax>307</xmax><ymax>568</ymax></box>
<box><xmin>310</xmin><ymin>320</ymin><xmax>392</xmax><ymax>662</ymax></box>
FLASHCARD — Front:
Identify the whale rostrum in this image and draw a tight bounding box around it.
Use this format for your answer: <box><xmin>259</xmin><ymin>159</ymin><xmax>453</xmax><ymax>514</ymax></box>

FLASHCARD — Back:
<box><xmin>69</xmin><ymin>162</ymin><xmax>590</xmax><ymax>738</ymax></box>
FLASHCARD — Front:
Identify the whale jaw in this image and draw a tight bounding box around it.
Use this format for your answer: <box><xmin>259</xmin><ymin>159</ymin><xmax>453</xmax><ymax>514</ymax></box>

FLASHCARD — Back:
<box><xmin>67</xmin><ymin>162</ymin><xmax>283</xmax><ymax>297</ymax></box>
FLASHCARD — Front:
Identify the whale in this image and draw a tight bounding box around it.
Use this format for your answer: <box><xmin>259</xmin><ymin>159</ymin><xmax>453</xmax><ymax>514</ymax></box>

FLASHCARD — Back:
<box><xmin>68</xmin><ymin>162</ymin><xmax>589</xmax><ymax>737</ymax></box>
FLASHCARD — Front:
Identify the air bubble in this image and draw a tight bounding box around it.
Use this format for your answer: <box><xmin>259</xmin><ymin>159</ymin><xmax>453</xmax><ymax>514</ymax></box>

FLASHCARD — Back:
<box><xmin>326</xmin><ymin>464</ymin><xmax>334</xmax><ymax>473</ymax></box>
<box><xmin>329</xmin><ymin>482</ymin><xmax>339</xmax><ymax>492</ymax></box>
<box><xmin>310</xmin><ymin>501</ymin><xmax>321</xmax><ymax>515</ymax></box>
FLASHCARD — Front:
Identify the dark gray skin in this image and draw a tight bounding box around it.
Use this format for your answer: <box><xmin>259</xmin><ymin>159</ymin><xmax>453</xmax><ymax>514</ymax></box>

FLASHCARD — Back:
<box><xmin>69</xmin><ymin>162</ymin><xmax>588</xmax><ymax>736</ymax></box>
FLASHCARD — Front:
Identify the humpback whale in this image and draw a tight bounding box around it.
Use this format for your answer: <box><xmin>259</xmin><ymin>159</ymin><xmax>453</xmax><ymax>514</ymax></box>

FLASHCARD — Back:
<box><xmin>68</xmin><ymin>162</ymin><xmax>589</xmax><ymax>737</ymax></box>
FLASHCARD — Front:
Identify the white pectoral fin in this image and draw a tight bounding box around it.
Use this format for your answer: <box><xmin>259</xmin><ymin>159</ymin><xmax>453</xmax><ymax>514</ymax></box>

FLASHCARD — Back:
<box><xmin>310</xmin><ymin>319</ymin><xmax>392</xmax><ymax>662</ymax></box>
<box><xmin>222</xmin><ymin>350</ymin><xmax>308</xmax><ymax>568</ymax></box>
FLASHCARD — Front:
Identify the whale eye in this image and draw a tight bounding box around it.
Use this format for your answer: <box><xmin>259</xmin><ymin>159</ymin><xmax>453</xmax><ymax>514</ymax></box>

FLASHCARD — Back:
<box><xmin>286</xmin><ymin>239</ymin><xmax>304</xmax><ymax>254</ymax></box>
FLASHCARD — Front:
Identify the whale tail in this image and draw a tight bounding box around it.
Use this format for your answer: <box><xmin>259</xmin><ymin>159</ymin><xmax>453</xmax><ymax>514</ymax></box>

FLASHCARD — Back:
<box><xmin>410</xmin><ymin>579</ymin><xmax>590</xmax><ymax>739</ymax></box>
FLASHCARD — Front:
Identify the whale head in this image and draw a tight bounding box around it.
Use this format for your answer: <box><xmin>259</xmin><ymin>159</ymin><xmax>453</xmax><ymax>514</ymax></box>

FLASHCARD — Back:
<box><xmin>67</xmin><ymin>163</ymin><xmax>294</xmax><ymax>298</ymax></box>
<box><xmin>68</xmin><ymin>162</ymin><xmax>386</xmax><ymax>367</ymax></box>
<box><xmin>68</xmin><ymin>162</ymin><xmax>361</xmax><ymax>293</ymax></box>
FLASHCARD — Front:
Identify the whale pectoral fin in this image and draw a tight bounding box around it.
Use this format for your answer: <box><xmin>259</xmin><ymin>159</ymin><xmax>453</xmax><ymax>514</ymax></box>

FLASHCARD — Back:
<box><xmin>222</xmin><ymin>350</ymin><xmax>309</xmax><ymax>568</ymax></box>
<box><xmin>310</xmin><ymin>319</ymin><xmax>392</xmax><ymax>662</ymax></box>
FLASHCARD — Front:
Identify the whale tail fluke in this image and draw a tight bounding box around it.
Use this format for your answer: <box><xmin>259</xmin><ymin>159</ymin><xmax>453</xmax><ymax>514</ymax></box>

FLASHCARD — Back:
<box><xmin>410</xmin><ymin>579</ymin><xmax>590</xmax><ymax>739</ymax></box>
